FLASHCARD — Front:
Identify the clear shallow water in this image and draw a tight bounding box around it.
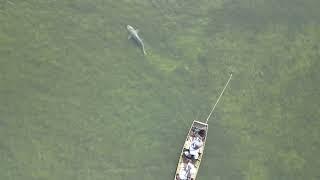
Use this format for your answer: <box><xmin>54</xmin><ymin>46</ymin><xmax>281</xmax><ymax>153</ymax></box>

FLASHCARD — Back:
<box><xmin>0</xmin><ymin>0</ymin><xmax>319</xmax><ymax>179</ymax></box>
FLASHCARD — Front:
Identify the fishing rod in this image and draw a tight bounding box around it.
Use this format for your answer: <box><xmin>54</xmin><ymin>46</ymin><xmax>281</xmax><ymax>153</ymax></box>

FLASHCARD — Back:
<box><xmin>205</xmin><ymin>73</ymin><xmax>233</xmax><ymax>124</ymax></box>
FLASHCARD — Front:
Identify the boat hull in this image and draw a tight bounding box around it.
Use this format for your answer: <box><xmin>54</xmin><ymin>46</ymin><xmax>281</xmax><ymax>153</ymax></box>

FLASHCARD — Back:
<box><xmin>174</xmin><ymin>120</ymin><xmax>208</xmax><ymax>180</ymax></box>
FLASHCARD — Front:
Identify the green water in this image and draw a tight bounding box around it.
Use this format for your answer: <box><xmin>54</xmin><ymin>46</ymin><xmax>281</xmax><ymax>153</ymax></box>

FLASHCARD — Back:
<box><xmin>0</xmin><ymin>0</ymin><xmax>319</xmax><ymax>179</ymax></box>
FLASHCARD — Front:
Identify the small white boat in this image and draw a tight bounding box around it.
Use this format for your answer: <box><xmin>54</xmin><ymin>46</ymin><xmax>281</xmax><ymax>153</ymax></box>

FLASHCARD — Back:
<box><xmin>174</xmin><ymin>74</ymin><xmax>233</xmax><ymax>180</ymax></box>
<box><xmin>174</xmin><ymin>120</ymin><xmax>208</xmax><ymax>180</ymax></box>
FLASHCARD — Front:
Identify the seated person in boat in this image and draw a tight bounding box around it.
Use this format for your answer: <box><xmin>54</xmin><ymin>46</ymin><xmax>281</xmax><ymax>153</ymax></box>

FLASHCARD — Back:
<box><xmin>176</xmin><ymin>159</ymin><xmax>196</xmax><ymax>180</ymax></box>
<box><xmin>184</xmin><ymin>137</ymin><xmax>203</xmax><ymax>160</ymax></box>
<box><xmin>184</xmin><ymin>129</ymin><xmax>205</xmax><ymax>160</ymax></box>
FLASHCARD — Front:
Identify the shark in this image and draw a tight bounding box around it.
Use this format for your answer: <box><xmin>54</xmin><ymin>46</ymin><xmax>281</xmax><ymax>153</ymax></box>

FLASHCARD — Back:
<box><xmin>126</xmin><ymin>25</ymin><xmax>146</xmax><ymax>55</ymax></box>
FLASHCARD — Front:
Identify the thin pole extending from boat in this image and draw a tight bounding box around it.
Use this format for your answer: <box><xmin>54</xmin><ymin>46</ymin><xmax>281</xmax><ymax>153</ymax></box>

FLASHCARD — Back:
<box><xmin>205</xmin><ymin>73</ymin><xmax>233</xmax><ymax>124</ymax></box>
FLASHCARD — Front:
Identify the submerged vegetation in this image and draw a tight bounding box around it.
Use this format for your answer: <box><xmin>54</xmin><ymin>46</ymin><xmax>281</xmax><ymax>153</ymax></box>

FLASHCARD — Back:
<box><xmin>0</xmin><ymin>0</ymin><xmax>319</xmax><ymax>179</ymax></box>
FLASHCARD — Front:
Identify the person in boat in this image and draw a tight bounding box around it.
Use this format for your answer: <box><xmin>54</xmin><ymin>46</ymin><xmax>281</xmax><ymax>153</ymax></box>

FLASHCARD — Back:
<box><xmin>184</xmin><ymin>129</ymin><xmax>205</xmax><ymax>160</ymax></box>
<box><xmin>176</xmin><ymin>159</ymin><xmax>196</xmax><ymax>180</ymax></box>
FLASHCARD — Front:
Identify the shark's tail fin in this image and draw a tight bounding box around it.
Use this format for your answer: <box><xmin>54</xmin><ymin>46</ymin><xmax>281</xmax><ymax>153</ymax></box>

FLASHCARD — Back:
<box><xmin>142</xmin><ymin>44</ymin><xmax>147</xmax><ymax>55</ymax></box>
